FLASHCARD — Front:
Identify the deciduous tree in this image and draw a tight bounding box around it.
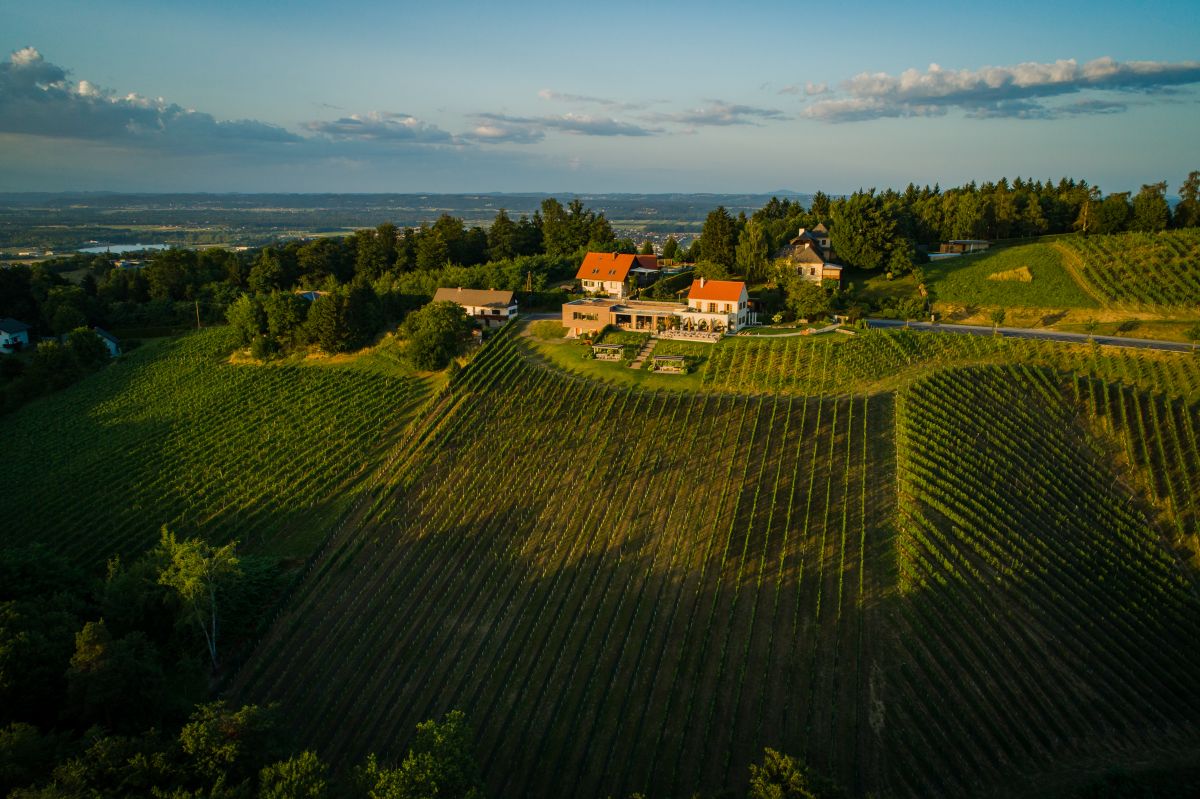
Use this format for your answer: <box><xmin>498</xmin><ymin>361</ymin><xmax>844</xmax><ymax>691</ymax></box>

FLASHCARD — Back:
<box><xmin>154</xmin><ymin>529</ymin><xmax>241</xmax><ymax>670</ymax></box>
<box><xmin>403</xmin><ymin>301</ymin><xmax>472</xmax><ymax>371</ymax></box>
<box><xmin>1131</xmin><ymin>181</ymin><xmax>1171</xmax><ymax>232</ymax></box>
<box><xmin>748</xmin><ymin>748</ymin><xmax>846</xmax><ymax>799</ymax></box>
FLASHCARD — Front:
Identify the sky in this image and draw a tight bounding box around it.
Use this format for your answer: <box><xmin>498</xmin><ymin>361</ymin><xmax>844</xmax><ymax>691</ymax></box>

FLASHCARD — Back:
<box><xmin>1</xmin><ymin>0</ymin><xmax>1198</xmax><ymax>194</ymax></box>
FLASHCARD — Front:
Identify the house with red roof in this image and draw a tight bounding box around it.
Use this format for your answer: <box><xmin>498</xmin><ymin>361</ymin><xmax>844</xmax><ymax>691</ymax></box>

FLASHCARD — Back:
<box><xmin>560</xmin><ymin>275</ymin><xmax>752</xmax><ymax>340</ymax></box>
<box><xmin>680</xmin><ymin>277</ymin><xmax>750</xmax><ymax>332</ymax></box>
<box><xmin>576</xmin><ymin>252</ymin><xmax>660</xmax><ymax>298</ymax></box>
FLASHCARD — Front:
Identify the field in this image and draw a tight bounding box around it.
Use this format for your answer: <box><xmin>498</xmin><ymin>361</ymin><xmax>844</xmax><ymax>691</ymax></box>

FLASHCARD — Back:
<box><xmin>537</xmin><ymin>328</ymin><xmax>1200</xmax><ymax>402</ymax></box>
<box><xmin>892</xmin><ymin>365</ymin><xmax>1200</xmax><ymax>794</ymax></box>
<box><xmin>0</xmin><ymin>328</ymin><xmax>433</xmax><ymax>564</ymax></box>
<box><xmin>6</xmin><ymin>317</ymin><xmax>1200</xmax><ymax>797</ymax></box>
<box><xmin>230</xmin><ymin>326</ymin><xmax>1200</xmax><ymax>797</ymax></box>
<box><xmin>925</xmin><ymin>242</ymin><xmax>1099</xmax><ymax>309</ymax></box>
<box><xmin>907</xmin><ymin>231</ymin><xmax>1200</xmax><ymax>339</ymax></box>
<box><xmin>1060</xmin><ymin>229</ymin><xmax>1200</xmax><ymax>308</ymax></box>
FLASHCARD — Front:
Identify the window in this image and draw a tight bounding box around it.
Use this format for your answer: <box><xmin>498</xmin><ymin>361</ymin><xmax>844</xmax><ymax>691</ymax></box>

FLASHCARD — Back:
<box><xmin>708</xmin><ymin>302</ymin><xmax>716</xmax><ymax>313</ymax></box>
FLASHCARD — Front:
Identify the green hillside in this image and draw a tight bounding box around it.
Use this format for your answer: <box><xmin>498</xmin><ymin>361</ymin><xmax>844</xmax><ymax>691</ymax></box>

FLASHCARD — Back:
<box><xmin>0</xmin><ymin>328</ymin><xmax>433</xmax><ymax>564</ymax></box>
<box><xmin>1060</xmin><ymin>228</ymin><xmax>1200</xmax><ymax>308</ymax></box>
<box><xmin>231</xmin><ymin>327</ymin><xmax>1200</xmax><ymax>798</ymax></box>
<box><xmin>925</xmin><ymin>242</ymin><xmax>1099</xmax><ymax>309</ymax></box>
<box><xmin>531</xmin><ymin>327</ymin><xmax>1200</xmax><ymax>402</ymax></box>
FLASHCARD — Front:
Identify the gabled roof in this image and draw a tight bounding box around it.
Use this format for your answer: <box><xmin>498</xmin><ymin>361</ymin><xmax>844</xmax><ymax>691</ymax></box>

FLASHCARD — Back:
<box><xmin>0</xmin><ymin>318</ymin><xmax>31</xmax><ymax>334</ymax></box>
<box><xmin>576</xmin><ymin>252</ymin><xmax>636</xmax><ymax>282</ymax></box>
<box><xmin>92</xmin><ymin>326</ymin><xmax>119</xmax><ymax>343</ymax></box>
<box><xmin>632</xmin><ymin>254</ymin><xmax>659</xmax><ymax>270</ymax></box>
<box><xmin>789</xmin><ymin>243</ymin><xmax>826</xmax><ymax>264</ymax></box>
<box><xmin>811</xmin><ymin>222</ymin><xmax>829</xmax><ymax>234</ymax></box>
<box><xmin>687</xmin><ymin>278</ymin><xmax>746</xmax><ymax>303</ymax></box>
<box><xmin>433</xmin><ymin>287</ymin><xmax>515</xmax><ymax>308</ymax></box>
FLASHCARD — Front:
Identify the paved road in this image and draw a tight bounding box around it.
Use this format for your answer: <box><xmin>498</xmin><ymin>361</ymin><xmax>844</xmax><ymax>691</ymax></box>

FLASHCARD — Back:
<box><xmin>866</xmin><ymin>318</ymin><xmax>1195</xmax><ymax>353</ymax></box>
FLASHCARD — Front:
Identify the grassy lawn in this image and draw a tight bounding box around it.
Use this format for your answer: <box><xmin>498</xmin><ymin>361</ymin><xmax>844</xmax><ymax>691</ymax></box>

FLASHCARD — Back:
<box><xmin>738</xmin><ymin>325</ymin><xmax>807</xmax><ymax>336</ymax></box>
<box><xmin>521</xmin><ymin>328</ymin><xmax>708</xmax><ymax>391</ymax></box>
<box><xmin>852</xmin><ymin>267</ymin><xmax>922</xmax><ymax>307</ymax></box>
<box><xmin>925</xmin><ymin>243</ymin><xmax>1099</xmax><ymax>309</ymax></box>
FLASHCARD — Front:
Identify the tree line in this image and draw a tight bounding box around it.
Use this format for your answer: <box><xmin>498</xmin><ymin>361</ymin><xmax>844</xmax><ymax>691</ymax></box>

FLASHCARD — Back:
<box><xmin>688</xmin><ymin>171</ymin><xmax>1200</xmax><ymax>280</ymax></box>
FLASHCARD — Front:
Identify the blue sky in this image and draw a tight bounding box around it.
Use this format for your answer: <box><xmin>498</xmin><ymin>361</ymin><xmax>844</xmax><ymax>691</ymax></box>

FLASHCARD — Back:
<box><xmin>1</xmin><ymin>0</ymin><xmax>1198</xmax><ymax>193</ymax></box>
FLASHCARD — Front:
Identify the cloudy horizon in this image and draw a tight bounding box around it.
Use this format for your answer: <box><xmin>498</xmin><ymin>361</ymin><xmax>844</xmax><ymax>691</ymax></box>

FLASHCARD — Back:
<box><xmin>2</xmin><ymin>0</ymin><xmax>1197</xmax><ymax>194</ymax></box>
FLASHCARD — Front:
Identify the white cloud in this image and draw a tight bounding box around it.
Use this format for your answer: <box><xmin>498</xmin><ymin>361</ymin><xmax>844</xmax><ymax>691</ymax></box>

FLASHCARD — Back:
<box><xmin>0</xmin><ymin>47</ymin><xmax>301</xmax><ymax>150</ymax></box>
<box><xmin>800</xmin><ymin>56</ymin><xmax>1200</xmax><ymax>122</ymax></box>
<box><xmin>475</xmin><ymin>111</ymin><xmax>659</xmax><ymax>139</ymax></box>
<box><xmin>305</xmin><ymin>111</ymin><xmax>454</xmax><ymax>144</ymax></box>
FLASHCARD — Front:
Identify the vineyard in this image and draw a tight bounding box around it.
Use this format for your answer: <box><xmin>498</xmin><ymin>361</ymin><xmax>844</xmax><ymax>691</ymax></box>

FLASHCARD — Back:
<box><xmin>235</xmin><ymin>326</ymin><xmax>897</xmax><ymax>796</ymax></box>
<box><xmin>894</xmin><ymin>365</ymin><xmax>1200</xmax><ymax>794</ymax></box>
<box><xmin>1077</xmin><ymin>377</ymin><xmax>1200</xmax><ymax>559</ymax></box>
<box><xmin>657</xmin><ymin>329</ymin><xmax>1200</xmax><ymax>401</ymax></box>
<box><xmin>1060</xmin><ymin>228</ymin><xmax>1200</xmax><ymax>308</ymax></box>
<box><xmin>0</xmin><ymin>328</ymin><xmax>431</xmax><ymax>565</ymax></box>
<box><xmin>232</xmin><ymin>326</ymin><xmax>1200</xmax><ymax>797</ymax></box>
<box><xmin>5</xmin><ymin>316</ymin><xmax>1199</xmax><ymax>796</ymax></box>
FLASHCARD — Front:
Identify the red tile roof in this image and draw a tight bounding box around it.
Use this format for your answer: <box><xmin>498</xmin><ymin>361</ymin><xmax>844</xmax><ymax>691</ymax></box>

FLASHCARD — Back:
<box><xmin>632</xmin><ymin>254</ymin><xmax>659</xmax><ymax>270</ymax></box>
<box><xmin>576</xmin><ymin>252</ymin><xmax>637</xmax><ymax>282</ymax></box>
<box><xmin>687</xmin><ymin>278</ymin><xmax>746</xmax><ymax>303</ymax></box>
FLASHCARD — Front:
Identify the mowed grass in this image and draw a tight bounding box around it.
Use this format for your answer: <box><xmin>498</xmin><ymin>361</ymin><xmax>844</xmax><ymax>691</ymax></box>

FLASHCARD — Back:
<box><xmin>925</xmin><ymin>243</ymin><xmax>1100</xmax><ymax>309</ymax></box>
<box><xmin>234</xmin><ymin>332</ymin><xmax>1200</xmax><ymax>798</ymax></box>
<box><xmin>0</xmin><ymin>327</ymin><xmax>432</xmax><ymax>565</ymax></box>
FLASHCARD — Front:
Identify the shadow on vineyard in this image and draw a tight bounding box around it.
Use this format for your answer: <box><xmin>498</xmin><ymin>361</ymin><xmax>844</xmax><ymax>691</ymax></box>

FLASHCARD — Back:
<box><xmin>0</xmin><ymin>328</ymin><xmax>432</xmax><ymax>565</ymax></box>
<box><xmin>231</xmin><ymin>330</ymin><xmax>1200</xmax><ymax>798</ymax></box>
<box><xmin>891</xmin><ymin>365</ymin><xmax>1200</xmax><ymax>796</ymax></box>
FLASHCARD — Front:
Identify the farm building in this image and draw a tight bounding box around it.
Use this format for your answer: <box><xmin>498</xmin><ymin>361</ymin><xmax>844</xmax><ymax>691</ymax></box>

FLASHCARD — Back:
<box><xmin>0</xmin><ymin>318</ymin><xmax>31</xmax><ymax>353</ymax></box>
<box><xmin>576</xmin><ymin>252</ymin><xmax>660</xmax><ymax>298</ymax></box>
<box><xmin>561</xmin><ymin>277</ymin><xmax>754</xmax><ymax>339</ymax></box>
<box><xmin>93</xmin><ymin>327</ymin><xmax>121</xmax><ymax>358</ymax></box>
<box><xmin>941</xmin><ymin>239</ymin><xmax>991</xmax><ymax>254</ymax></box>
<box><xmin>433</xmin><ymin>287</ymin><xmax>518</xmax><ymax>328</ymax></box>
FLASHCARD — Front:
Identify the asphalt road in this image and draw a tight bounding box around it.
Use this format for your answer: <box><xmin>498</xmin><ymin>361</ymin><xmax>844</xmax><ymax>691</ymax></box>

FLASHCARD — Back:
<box><xmin>866</xmin><ymin>318</ymin><xmax>1196</xmax><ymax>353</ymax></box>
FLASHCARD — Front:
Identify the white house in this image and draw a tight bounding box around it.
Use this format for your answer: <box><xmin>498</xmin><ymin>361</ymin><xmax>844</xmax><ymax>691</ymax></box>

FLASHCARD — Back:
<box><xmin>0</xmin><ymin>318</ymin><xmax>31</xmax><ymax>353</ymax></box>
<box><xmin>680</xmin><ymin>278</ymin><xmax>751</xmax><ymax>332</ymax></box>
<box><xmin>433</xmin><ymin>287</ymin><xmax>518</xmax><ymax>327</ymax></box>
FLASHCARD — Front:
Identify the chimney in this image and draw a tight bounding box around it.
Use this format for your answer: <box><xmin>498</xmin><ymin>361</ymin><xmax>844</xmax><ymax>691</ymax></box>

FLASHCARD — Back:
<box><xmin>700</xmin><ymin>276</ymin><xmax>707</xmax><ymax>288</ymax></box>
